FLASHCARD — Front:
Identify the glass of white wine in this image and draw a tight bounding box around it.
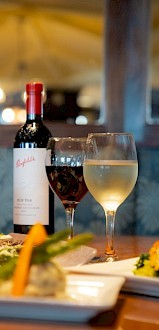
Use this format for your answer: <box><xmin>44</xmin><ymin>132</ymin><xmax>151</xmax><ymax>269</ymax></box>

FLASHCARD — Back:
<box><xmin>83</xmin><ymin>133</ymin><xmax>138</xmax><ymax>261</ymax></box>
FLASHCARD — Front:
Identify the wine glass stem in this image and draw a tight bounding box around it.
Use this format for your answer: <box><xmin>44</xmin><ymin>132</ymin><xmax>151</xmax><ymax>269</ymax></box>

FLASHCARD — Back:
<box><xmin>105</xmin><ymin>210</ymin><xmax>116</xmax><ymax>257</ymax></box>
<box><xmin>65</xmin><ymin>207</ymin><xmax>75</xmax><ymax>239</ymax></box>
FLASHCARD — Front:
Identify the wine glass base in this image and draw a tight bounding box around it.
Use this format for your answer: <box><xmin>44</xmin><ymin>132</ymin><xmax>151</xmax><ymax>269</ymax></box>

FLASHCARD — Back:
<box><xmin>90</xmin><ymin>254</ymin><xmax>118</xmax><ymax>263</ymax></box>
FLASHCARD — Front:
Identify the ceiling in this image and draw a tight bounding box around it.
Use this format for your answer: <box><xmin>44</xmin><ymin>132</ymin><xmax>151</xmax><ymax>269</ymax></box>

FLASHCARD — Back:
<box><xmin>0</xmin><ymin>0</ymin><xmax>104</xmax><ymax>93</ymax></box>
<box><xmin>0</xmin><ymin>0</ymin><xmax>158</xmax><ymax>95</ymax></box>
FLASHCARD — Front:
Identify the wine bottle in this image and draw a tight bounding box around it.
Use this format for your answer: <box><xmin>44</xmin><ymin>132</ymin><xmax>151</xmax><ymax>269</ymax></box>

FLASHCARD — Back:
<box><xmin>13</xmin><ymin>82</ymin><xmax>54</xmax><ymax>234</ymax></box>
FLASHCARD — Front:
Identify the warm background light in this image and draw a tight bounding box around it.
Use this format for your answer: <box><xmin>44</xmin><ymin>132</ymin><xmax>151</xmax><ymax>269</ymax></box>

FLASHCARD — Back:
<box><xmin>2</xmin><ymin>108</ymin><xmax>15</xmax><ymax>123</ymax></box>
<box><xmin>1</xmin><ymin>107</ymin><xmax>25</xmax><ymax>125</ymax></box>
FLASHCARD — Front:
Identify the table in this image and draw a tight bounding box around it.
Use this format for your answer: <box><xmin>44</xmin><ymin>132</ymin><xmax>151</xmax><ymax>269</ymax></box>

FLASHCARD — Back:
<box><xmin>0</xmin><ymin>235</ymin><xmax>158</xmax><ymax>330</ymax></box>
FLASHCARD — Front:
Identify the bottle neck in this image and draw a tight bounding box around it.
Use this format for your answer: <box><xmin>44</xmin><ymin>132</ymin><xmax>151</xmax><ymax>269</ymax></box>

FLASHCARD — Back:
<box><xmin>26</xmin><ymin>91</ymin><xmax>43</xmax><ymax>120</ymax></box>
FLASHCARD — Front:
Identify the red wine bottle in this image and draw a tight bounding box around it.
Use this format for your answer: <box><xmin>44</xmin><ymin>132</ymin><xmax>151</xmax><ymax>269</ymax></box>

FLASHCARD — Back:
<box><xmin>13</xmin><ymin>82</ymin><xmax>54</xmax><ymax>234</ymax></box>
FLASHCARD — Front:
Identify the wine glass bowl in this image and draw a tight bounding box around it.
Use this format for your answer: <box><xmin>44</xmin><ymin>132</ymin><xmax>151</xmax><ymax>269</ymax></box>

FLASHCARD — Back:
<box><xmin>45</xmin><ymin>137</ymin><xmax>88</xmax><ymax>239</ymax></box>
<box><xmin>83</xmin><ymin>133</ymin><xmax>138</xmax><ymax>261</ymax></box>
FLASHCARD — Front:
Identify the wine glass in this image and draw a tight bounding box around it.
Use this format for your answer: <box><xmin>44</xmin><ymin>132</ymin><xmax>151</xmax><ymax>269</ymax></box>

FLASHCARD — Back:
<box><xmin>83</xmin><ymin>133</ymin><xmax>138</xmax><ymax>261</ymax></box>
<box><xmin>45</xmin><ymin>137</ymin><xmax>88</xmax><ymax>239</ymax></box>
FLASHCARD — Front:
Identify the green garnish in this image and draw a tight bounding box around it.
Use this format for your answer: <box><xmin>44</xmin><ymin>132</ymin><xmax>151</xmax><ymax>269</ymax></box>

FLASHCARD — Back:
<box><xmin>135</xmin><ymin>253</ymin><xmax>150</xmax><ymax>269</ymax></box>
<box><xmin>0</xmin><ymin>258</ymin><xmax>17</xmax><ymax>281</ymax></box>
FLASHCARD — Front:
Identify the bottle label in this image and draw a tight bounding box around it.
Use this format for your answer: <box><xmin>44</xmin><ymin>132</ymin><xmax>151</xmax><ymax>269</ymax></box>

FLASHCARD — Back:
<box><xmin>13</xmin><ymin>148</ymin><xmax>49</xmax><ymax>225</ymax></box>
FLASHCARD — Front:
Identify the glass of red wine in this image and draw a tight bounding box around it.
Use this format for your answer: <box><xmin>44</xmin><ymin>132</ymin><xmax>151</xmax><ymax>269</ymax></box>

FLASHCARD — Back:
<box><xmin>45</xmin><ymin>137</ymin><xmax>88</xmax><ymax>239</ymax></box>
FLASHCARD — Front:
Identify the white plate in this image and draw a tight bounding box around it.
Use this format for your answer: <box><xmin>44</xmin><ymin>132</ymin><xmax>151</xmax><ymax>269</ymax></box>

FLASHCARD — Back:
<box><xmin>55</xmin><ymin>245</ymin><xmax>97</xmax><ymax>267</ymax></box>
<box><xmin>66</xmin><ymin>257</ymin><xmax>159</xmax><ymax>297</ymax></box>
<box><xmin>0</xmin><ymin>274</ymin><xmax>125</xmax><ymax>322</ymax></box>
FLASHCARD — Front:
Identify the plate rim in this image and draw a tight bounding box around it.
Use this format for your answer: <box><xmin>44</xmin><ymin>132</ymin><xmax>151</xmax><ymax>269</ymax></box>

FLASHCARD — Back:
<box><xmin>66</xmin><ymin>257</ymin><xmax>159</xmax><ymax>297</ymax></box>
<box><xmin>0</xmin><ymin>274</ymin><xmax>125</xmax><ymax>322</ymax></box>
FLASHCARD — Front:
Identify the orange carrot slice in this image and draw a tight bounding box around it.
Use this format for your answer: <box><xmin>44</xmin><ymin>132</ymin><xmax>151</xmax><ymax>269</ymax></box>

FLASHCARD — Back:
<box><xmin>11</xmin><ymin>222</ymin><xmax>48</xmax><ymax>296</ymax></box>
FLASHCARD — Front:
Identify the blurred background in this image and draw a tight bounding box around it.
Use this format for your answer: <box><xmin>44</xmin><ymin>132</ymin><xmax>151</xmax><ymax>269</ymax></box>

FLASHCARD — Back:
<box><xmin>1</xmin><ymin>0</ymin><xmax>159</xmax><ymax>236</ymax></box>
<box><xmin>0</xmin><ymin>0</ymin><xmax>104</xmax><ymax>126</ymax></box>
<box><xmin>0</xmin><ymin>0</ymin><xmax>158</xmax><ymax>126</ymax></box>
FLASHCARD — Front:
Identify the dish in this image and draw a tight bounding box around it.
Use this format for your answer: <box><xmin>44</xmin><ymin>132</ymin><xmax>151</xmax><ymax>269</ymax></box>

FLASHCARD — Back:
<box><xmin>0</xmin><ymin>274</ymin><xmax>125</xmax><ymax>322</ymax></box>
<box><xmin>66</xmin><ymin>257</ymin><xmax>159</xmax><ymax>297</ymax></box>
<box><xmin>9</xmin><ymin>233</ymin><xmax>97</xmax><ymax>267</ymax></box>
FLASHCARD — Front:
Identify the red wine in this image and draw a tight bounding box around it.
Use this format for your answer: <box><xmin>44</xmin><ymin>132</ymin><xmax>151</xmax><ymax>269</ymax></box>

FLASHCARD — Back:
<box><xmin>13</xmin><ymin>82</ymin><xmax>54</xmax><ymax>234</ymax></box>
<box><xmin>46</xmin><ymin>165</ymin><xmax>88</xmax><ymax>209</ymax></box>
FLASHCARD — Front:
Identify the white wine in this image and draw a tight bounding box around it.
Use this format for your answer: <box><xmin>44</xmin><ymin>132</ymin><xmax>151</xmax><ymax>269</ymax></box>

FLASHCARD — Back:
<box><xmin>83</xmin><ymin>159</ymin><xmax>138</xmax><ymax>211</ymax></box>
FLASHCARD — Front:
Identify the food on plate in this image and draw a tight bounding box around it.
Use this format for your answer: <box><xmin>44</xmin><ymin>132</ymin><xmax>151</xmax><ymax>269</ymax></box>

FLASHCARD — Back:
<box><xmin>0</xmin><ymin>223</ymin><xmax>93</xmax><ymax>297</ymax></box>
<box><xmin>0</xmin><ymin>234</ymin><xmax>12</xmax><ymax>240</ymax></box>
<box><xmin>0</xmin><ymin>238</ymin><xmax>23</xmax><ymax>266</ymax></box>
<box><xmin>133</xmin><ymin>240</ymin><xmax>159</xmax><ymax>277</ymax></box>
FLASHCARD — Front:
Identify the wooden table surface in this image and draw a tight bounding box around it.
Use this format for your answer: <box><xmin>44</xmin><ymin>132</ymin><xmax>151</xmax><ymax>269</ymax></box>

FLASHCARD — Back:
<box><xmin>0</xmin><ymin>235</ymin><xmax>158</xmax><ymax>330</ymax></box>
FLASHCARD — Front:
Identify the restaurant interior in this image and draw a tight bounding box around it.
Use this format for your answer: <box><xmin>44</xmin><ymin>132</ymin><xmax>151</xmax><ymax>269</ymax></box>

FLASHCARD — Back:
<box><xmin>0</xmin><ymin>1</ymin><xmax>159</xmax><ymax>329</ymax></box>
<box><xmin>0</xmin><ymin>0</ymin><xmax>158</xmax><ymax>237</ymax></box>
